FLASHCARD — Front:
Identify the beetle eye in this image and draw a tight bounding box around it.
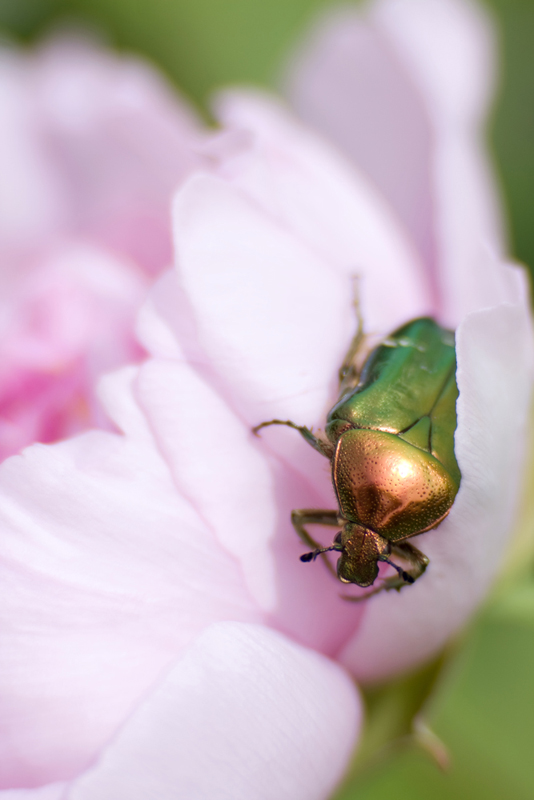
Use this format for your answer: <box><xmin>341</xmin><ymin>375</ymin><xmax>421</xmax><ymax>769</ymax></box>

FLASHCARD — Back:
<box><xmin>333</xmin><ymin>531</ymin><xmax>342</xmax><ymax>545</ymax></box>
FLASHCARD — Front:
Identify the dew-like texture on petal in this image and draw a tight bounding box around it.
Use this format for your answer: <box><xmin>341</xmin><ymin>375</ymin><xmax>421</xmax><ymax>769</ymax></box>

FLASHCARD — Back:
<box><xmin>135</xmin><ymin>358</ymin><xmax>278</xmax><ymax>609</ymax></box>
<box><xmin>67</xmin><ymin>623</ymin><xmax>362</xmax><ymax>800</ymax></box>
<box><xmin>340</xmin><ymin>298</ymin><xmax>534</xmax><ymax>682</ymax></box>
<box><xmin>214</xmin><ymin>90</ymin><xmax>432</xmax><ymax>333</ymax></box>
<box><xmin>286</xmin><ymin>0</ymin><xmax>503</xmax><ymax>321</ymax></box>
<box><xmin>0</xmin><ymin>384</ymin><xmax>259</xmax><ymax>785</ymax></box>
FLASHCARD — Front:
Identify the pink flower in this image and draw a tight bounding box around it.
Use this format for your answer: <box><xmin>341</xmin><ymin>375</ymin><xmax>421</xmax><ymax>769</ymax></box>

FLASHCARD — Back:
<box><xmin>0</xmin><ymin>0</ymin><xmax>532</xmax><ymax>797</ymax></box>
<box><xmin>0</xmin><ymin>37</ymin><xmax>204</xmax><ymax>459</ymax></box>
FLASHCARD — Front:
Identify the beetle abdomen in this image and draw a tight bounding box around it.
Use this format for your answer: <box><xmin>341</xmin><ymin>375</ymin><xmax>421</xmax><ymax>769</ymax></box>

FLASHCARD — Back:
<box><xmin>333</xmin><ymin>428</ymin><xmax>458</xmax><ymax>542</ymax></box>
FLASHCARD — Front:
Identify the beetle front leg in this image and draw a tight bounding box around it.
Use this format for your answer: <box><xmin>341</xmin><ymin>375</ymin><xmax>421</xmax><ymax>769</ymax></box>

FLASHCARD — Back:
<box><xmin>252</xmin><ymin>419</ymin><xmax>334</xmax><ymax>458</ymax></box>
<box><xmin>291</xmin><ymin>509</ymin><xmax>342</xmax><ymax>577</ymax></box>
<box><xmin>391</xmin><ymin>541</ymin><xmax>429</xmax><ymax>583</ymax></box>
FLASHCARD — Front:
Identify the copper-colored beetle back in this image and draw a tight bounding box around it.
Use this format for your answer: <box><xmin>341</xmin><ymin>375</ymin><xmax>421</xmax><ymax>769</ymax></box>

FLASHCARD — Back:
<box><xmin>333</xmin><ymin>428</ymin><xmax>458</xmax><ymax>541</ymax></box>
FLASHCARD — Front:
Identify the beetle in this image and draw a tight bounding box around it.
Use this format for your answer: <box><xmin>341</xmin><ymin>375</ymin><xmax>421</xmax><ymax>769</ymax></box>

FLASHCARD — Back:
<box><xmin>253</xmin><ymin>315</ymin><xmax>461</xmax><ymax>598</ymax></box>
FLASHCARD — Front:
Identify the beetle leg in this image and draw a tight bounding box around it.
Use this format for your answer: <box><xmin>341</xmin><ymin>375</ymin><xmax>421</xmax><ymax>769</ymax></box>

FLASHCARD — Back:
<box><xmin>252</xmin><ymin>419</ymin><xmax>334</xmax><ymax>458</ymax></box>
<box><xmin>390</xmin><ymin>541</ymin><xmax>430</xmax><ymax>583</ymax></box>
<box><xmin>338</xmin><ymin>276</ymin><xmax>365</xmax><ymax>396</ymax></box>
<box><xmin>291</xmin><ymin>509</ymin><xmax>342</xmax><ymax>577</ymax></box>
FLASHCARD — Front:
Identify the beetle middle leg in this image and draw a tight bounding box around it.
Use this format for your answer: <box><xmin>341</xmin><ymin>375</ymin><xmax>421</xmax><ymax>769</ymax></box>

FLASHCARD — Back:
<box><xmin>291</xmin><ymin>509</ymin><xmax>342</xmax><ymax>577</ymax></box>
<box><xmin>252</xmin><ymin>419</ymin><xmax>334</xmax><ymax>458</ymax></box>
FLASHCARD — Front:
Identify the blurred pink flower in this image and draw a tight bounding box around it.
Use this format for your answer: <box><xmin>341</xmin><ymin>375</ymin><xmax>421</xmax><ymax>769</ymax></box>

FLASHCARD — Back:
<box><xmin>0</xmin><ymin>37</ymin><xmax>203</xmax><ymax>458</ymax></box>
<box><xmin>0</xmin><ymin>0</ymin><xmax>532</xmax><ymax>798</ymax></box>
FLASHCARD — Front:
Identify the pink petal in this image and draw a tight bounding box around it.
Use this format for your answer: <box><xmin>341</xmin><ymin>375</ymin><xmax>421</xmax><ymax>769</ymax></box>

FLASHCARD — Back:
<box><xmin>135</xmin><ymin>270</ymin><xmax>185</xmax><ymax>361</ymax></box>
<box><xmin>372</xmin><ymin>0</ymin><xmax>504</xmax><ymax>325</ymax></box>
<box><xmin>286</xmin><ymin>5</ymin><xmax>436</xmax><ymax>273</ymax></box>
<box><xmin>340</xmin><ymin>292</ymin><xmax>534</xmax><ymax>682</ymax></box>
<box><xmin>214</xmin><ymin>90</ymin><xmax>433</xmax><ymax>331</ymax></box>
<box><xmin>285</xmin><ymin>0</ymin><xmax>503</xmax><ymax>318</ymax></box>
<box><xmin>0</xmin><ymin>244</ymin><xmax>148</xmax><ymax>458</ymax></box>
<box><xmin>131</xmin><ymin>354</ymin><xmax>368</xmax><ymax>655</ymax></box>
<box><xmin>172</xmin><ymin>173</ymin><xmax>353</xmax><ymax>426</ymax></box>
<box><xmin>134</xmin><ymin>358</ymin><xmax>278</xmax><ymax>609</ymax></box>
<box><xmin>0</xmin><ymin>36</ymin><xmax>204</xmax><ymax>274</ymax></box>
<box><xmin>0</xmin><ymin>244</ymin><xmax>147</xmax><ymax>371</ymax></box>
<box><xmin>373</xmin><ymin>0</ymin><xmax>495</xmax><ymax>125</ymax></box>
<box><xmin>0</xmin><ymin>381</ymin><xmax>258</xmax><ymax>785</ymax></box>
<box><xmin>67</xmin><ymin>623</ymin><xmax>362</xmax><ymax>800</ymax></box>
<box><xmin>135</xmin><ymin>273</ymin><xmax>369</xmax><ymax>655</ymax></box>
<box><xmin>0</xmin><ymin>786</ymin><xmax>66</xmax><ymax>800</ymax></box>
<box><xmin>0</xmin><ymin>50</ymin><xmax>64</xmax><ymax>250</ymax></box>
<box><xmin>32</xmin><ymin>37</ymin><xmax>204</xmax><ymax>274</ymax></box>
<box><xmin>0</xmin><ymin>34</ymin><xmax>207</xmax><ymax>459</ymax></box>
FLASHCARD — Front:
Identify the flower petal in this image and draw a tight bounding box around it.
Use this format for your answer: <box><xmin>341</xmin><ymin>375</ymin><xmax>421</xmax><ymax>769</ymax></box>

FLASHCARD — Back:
<box><xmin>0</xmin><ymin>371</ymin><xmax>258</xmax><ymax>785</ymax></box>
<box><xmin>372</xmin><ymin>0</ymin><xmax>505</xmax><ymax>325</ymax></box>
<box><xmin>285</xmin><ymin>0</ymin><xmax>503</xmax><ymax>321</ymax></box>
<box><xmin>171</xmin><ymin>172</ymin><xmax>353</xmax><ymax>425</ymax></box>
<box><xmin>286</xmin><ymin>4</ymin><xmax>436</xmax><ymax>272</ymax></box>
<box><xmin>67</xmin><ymin>623</ymin><xmax>362</xmax><ymax>800</ymax></box>
<box><xmin>0</xmin><ymin>50</ymin><xmax>64</xmax><ymax>251</ymax></box>
<box><xmin>0</xmin><ymin>243</ymin><xmax>148</xmax><ymax>458</ymax></box>
<box><xmin>373</xmin><ymin>0</ymin><xmax>495</xmax><ymax>125</ymax></box>
<box><xmin>214</xmin><ymin>90</ymin><xmax>433</xmax><ymax>331</ymax></box>
<box><xmin>135</xmin><ymin>303</ymin><xmax>365</xmax><ymax>653</ymax></box>
<box><xmin>32</xmin><ymin>36</ymin><xmax>203</xmax><ymax>273</ymax></box>
<box><xmin>135</xmin><ymin>269</ymin><xmax>185</xmax><ymax>361</ymax></box>
<box><xmin>0</xmin><ymin>36</ymin><xmax>203</xmax><ymax>272</ymax></box>
<box><xmin>134</xmin><ymin>358</ymin><xmax>278</xmax><ymax>610</ymax></box>
<box><xmin>0</xmin><ymin>786</ymin><xmax>66</xmax><ymax>800</ymax></box>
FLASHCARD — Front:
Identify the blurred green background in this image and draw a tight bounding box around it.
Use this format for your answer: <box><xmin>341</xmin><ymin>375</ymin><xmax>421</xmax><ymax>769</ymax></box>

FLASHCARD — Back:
<box><xmin>2</xmin><ymin>0</ymin><xmax>534</xmax><ymax>797</ymax></box>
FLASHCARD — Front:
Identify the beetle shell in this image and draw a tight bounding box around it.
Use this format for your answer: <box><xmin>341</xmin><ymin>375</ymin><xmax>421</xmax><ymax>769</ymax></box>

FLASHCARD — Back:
<box><xmin>255</xmin><ymin>317</ymin><xmax>461</xmax><ymax>591</ymax></box>
<box><xmin>333</xmin><ymin>428</ymin><xmax>458</xmax><ymax>541</ymax></box>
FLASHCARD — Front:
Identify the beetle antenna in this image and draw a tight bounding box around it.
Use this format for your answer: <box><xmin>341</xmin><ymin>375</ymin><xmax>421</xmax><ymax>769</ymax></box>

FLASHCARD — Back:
<box><xmin>380</xmin><ymin>557</ymin><xmax>415</xmax><ymax>584</ymax></box>
<box><xmin>300</xmin><ymin>544</ymin><xmax>343</xmax><ymax>563</ymax></box>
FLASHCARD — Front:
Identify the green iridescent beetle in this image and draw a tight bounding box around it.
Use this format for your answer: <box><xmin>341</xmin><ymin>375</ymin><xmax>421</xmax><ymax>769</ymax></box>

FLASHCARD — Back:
<box><xmin>254</xmin><ymin>316</ymin><xmax>461</xmax><ymax>598</ymax></box>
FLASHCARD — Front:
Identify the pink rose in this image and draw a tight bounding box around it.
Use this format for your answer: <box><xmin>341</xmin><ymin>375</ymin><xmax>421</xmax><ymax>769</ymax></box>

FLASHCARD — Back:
<box><xmin>0</xmin><ymin>0</ymin><xmax>531</xmax><ymax>797</ymax></box>
<box><xmin>0</xmin><ymin>37</ymin><xmax>204</xmax><ymax>459</ymax></box>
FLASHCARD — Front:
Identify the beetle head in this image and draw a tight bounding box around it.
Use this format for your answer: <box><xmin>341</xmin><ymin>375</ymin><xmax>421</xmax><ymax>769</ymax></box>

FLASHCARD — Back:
<box><xmin>336</xmin><ymin>522</ymin><xmax>389</xmax><ymax>587</ymax></box>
